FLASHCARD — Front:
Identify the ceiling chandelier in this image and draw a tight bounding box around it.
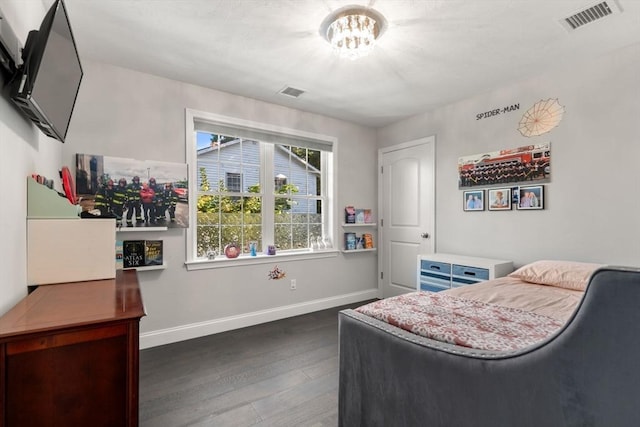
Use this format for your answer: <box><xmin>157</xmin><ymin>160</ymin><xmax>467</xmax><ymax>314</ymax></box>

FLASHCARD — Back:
<box><xmin>320</xmin><ymin>5</ymin><xmax>387</xmax><ymax>60</ymax></box>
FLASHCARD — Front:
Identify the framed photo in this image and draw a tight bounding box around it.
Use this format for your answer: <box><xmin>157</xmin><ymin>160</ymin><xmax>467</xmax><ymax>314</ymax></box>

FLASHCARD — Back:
<box><xmin>76</xmin><ymin>153</ymin><xmax>189</xmax><ymax>228</ymax></box>
<box><xmin>458</xmin><ymin>142</ymin><xmax>551</xmax><ymax>189</ymax></box>
<box><xmin>488</xmin><ymin>188</ymin><xmax>512</xmax><ymax>211</ymax></box>
<box><xmin>511</xmin><ymin>186</ymin><xmax>520</xmax><ymax>205</ymax></box>
<box><xmin>463</xmin><ymin>190</ymin><xmax>484</xmax><ymax>211</ymax></box>
<box><xmin>517</xmin><ymin>185</ymin><xmax>544</xmax><ymax>210</ymax></box>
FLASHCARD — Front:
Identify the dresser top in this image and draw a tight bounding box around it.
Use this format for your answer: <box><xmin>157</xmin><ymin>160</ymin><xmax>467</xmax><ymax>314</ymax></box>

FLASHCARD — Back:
<box><xmin>0</xmin><ymin>270</ymin><xmax>145</xmax><ymax>340</ymax></box>
<box><xmin>418</xmin><ymin>253</ymin><xmax>512</xmax><ymax>268</ymax></box>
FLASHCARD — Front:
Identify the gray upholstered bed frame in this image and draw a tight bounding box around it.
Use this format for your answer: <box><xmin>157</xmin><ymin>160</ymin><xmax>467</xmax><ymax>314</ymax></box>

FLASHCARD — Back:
<box><xmin>338</xmin><ymin>266</ymin><xmax>640</xmax><ymax>427</ymax></box>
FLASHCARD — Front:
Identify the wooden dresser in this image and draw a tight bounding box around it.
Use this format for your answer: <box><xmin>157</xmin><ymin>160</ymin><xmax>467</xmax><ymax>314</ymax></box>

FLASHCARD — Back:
<box><xmin>0</xmin><ymin>270</ymin><xmax>145</xmax><ymax>427</ymax></box>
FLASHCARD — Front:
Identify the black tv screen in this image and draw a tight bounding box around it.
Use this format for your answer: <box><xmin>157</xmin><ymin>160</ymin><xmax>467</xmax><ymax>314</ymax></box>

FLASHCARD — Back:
<box><xmin>11</xmin><ymin>0</ymin><xmax>83</xmax><ymax>143</ymax></box>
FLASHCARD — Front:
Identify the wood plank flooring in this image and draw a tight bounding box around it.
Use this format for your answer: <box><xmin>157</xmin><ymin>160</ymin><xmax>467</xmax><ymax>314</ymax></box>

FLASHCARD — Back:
<box><xmin>139</xmin><ymin>300</ymin><xmax>372</xmax><ymax>427</ymax></box>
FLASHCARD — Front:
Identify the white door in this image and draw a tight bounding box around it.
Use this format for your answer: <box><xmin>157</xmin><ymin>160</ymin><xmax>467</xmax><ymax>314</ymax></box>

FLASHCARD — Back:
<box><xmin>379</xmin><ymin>137</ymin><xmax>435</xmax><ymax>299</ymax></box>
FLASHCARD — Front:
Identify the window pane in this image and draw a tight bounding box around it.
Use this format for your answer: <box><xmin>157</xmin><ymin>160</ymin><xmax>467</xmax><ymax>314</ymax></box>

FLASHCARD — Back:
<box><xmin>193</xmin><ymin>120</ymin><xmax>331</xmax><ymax>260</ymax></box>
<box><xmin>197</xmin><ymin>132</ymin><xmax>262</xmax><ymax>256</ymax></box>
<box><xmin>197</xmin><ymin>223</ymin><xmax>220</xmax><ymax>257</ymax></box>
<box><xmin>311</xmin><ymin>172</ymin><xmax>321</xmax><ymax>196</ymax></box>
<box><xmin>274</xmin><ymin>211</ymin><xmax>308</xmax><ymax>250</ymax></box>
<box><xmin>274</xmin><ymin>224</ymin><xmax>289</xmax><ymax>250</ymax></box>
<box><xmin>272</xmin><ymin>145</ymin><xmax>325</xmax><ymax>250</ymax></box>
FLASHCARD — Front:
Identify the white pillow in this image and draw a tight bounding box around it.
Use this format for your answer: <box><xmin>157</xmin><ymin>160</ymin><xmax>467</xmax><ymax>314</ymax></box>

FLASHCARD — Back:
<box><xmin>508</xmin><ymin>260</ymin><xmax>604</xmax><ymax>291</ymax></box>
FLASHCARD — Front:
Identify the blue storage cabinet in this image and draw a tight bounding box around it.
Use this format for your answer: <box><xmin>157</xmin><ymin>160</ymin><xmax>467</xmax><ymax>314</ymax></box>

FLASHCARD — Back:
<box><xmin>418</xmin><ymin>253</ymin><xmax>513</xmax><ymax>292</ymax></box>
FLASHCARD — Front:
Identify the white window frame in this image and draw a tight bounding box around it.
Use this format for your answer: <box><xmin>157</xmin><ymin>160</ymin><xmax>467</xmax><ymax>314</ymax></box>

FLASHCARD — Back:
<box><xmin>184</xmin><ymin>109</ymin><xmax>337</xmax><ymax>270</ymax></box>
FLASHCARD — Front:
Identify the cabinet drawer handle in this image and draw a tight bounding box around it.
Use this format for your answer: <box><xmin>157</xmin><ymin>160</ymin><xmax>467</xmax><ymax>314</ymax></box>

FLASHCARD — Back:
<box><xmin>429</xmin><ymin>265</ymin><xmax>441</xmax><ymax>271</ymax></box>
<box><xmin>464</xmin><ymin>271</ymin><xmax>476</xmax><ymax>276</ymax></box>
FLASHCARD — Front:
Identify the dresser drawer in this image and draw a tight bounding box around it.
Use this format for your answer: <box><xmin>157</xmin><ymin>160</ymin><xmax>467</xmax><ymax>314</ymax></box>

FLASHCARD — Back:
<box><xmin>452</xmin><ymin>264</ymin><xmax>489</xmax><ymax>284</ymax></box>
<box><xmin>420</xmin><ymin>260</ymin><xmax>452</xmax><ymax>290</ymax></box>
<box><xmin>419</xmin><ymin>281</ymin><xmax>450</xmax><ymax>293</ymax></box>
<box><xmin>420</xmin><ymin>260</ymin><xmax>451</xmax><ymax>275</ymax></box>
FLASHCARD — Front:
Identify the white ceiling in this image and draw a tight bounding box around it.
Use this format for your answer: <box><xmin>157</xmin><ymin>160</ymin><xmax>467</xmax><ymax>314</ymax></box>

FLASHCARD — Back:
<box><xmin>62</xmin><ymin>0</ymin><xmax>640</xmax><ymax>128</ymax></box>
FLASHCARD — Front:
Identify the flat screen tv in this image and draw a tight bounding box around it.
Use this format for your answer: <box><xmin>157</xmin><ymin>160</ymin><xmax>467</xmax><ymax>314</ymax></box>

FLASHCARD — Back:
<box><xmin>10</xmin><ymin>0</ymin><xmax>83</xmax><ymax>143</ymax></box>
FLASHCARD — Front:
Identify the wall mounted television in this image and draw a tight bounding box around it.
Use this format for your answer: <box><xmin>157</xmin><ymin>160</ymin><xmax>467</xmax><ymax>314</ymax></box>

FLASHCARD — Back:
<box><xmin>10</xmin><ymin>0</ymin><xmax>83</xmax><ymax>143</ymax></box>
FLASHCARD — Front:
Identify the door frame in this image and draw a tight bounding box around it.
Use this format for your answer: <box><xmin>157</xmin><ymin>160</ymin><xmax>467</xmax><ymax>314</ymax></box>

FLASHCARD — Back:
<box><xmin>377</xmin><ymin>136</ymin><xmax>436</xmax><ymax>298</ymax></box>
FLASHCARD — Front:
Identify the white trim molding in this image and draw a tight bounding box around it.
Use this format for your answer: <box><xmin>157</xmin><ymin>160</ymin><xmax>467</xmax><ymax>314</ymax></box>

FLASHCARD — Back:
<box><xmin>139</xmin><ymin>288</ymin><xmax>378</xmax><ymax>349</ymax></box>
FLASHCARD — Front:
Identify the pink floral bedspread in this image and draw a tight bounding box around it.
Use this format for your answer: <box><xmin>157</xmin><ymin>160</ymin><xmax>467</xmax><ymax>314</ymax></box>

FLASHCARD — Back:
<box><xmin>355</xmin><ymin>292</ymin><xmax>564</xmax><ymax>351</ymax></box>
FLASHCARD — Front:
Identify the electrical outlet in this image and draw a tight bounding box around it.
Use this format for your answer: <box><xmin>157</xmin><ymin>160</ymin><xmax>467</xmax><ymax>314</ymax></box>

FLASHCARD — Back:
<box><xmin>290</xmin><ymin>279</ymin><xmax>297</xmax><ymax>290</ymax></box>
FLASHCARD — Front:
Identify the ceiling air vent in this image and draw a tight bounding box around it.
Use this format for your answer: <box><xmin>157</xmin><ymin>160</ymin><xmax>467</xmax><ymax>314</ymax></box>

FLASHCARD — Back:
<box><xmin>560</xmin><ymin>1</ymin><xmax>622</xmax><ymax>31</ymax></box>
<box><xmin>278</xmin><ymin>86</ymin><xmax>305</xmax><ymax>98</ymax></box>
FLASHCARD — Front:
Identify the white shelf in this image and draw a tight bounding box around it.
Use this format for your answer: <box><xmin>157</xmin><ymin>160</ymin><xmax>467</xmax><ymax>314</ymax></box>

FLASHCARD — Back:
<box><xmin>342</xmin><ymin>223</ymin><xmax>377</xmax><ymax>227</ymax></box>
<box><xmin>123</xmin><ymin>262</ymin><xmax>167</xmax><ymax>271</ymax></box>
<box><xmin>117</xmin><ymin>226</ymin><xmax>168</xmax><ymax>232</ymax></box>
<box><xmin>341</xmin><ymin>248</ymin><xmax>377</xmax><ymax>254</ymax></box>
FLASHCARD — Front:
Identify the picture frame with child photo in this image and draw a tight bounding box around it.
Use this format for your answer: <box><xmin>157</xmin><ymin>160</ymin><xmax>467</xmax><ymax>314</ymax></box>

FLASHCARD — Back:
<box><xmin>488</xmin><ymin>188</ymin><xmax>512</xmax><ymax>211</ymax></box>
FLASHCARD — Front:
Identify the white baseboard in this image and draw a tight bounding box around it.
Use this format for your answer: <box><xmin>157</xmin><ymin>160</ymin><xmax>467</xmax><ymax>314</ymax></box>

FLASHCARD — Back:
<box><xmin>139</xmin><ymin>289</ymin><xmax>379</xmax><ymax>349</ymax></box>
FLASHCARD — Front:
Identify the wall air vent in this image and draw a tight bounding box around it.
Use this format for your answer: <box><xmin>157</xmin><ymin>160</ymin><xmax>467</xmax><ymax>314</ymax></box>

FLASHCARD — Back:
<box><xmin>560</xmin><ymin>1</ymin><xmax>622</xmax><ymax>31</ymax></box>
<box><xmin>278</xmin><ymin>86</ymin><xmax>306</xmax><ymax>98</ymax></box>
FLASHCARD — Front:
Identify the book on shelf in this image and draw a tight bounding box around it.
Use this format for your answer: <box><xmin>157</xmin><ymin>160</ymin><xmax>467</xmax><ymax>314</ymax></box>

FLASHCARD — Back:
<box><xmin>363</xmin><ymin>233</ymin><xmax>374</xmax><ymax>249</ymax></box>
<box><xmin>345</xmin><ymin>206</ymin><xmax>356</xmax><ymax>224</ymax></box>
<box><xmin>363</xmin><ymin>209</ymin><xmax>373</xmax><ymax>224</ymax></box>
<box><xmin>144</xmin><ymin>240</ymin><xmax>163</xmax><ymax>266</ymax></box>
<box><xmin>344</xmin><ymin>232</ymin><xmax>357</xmax><ymax>250</ymax></box>
<box><xmin>115</xmin><ymin>240</ymin><xmax>124</xmax><ymax>270</ymax></box>
<box><xmin>355</xmin><ymin>209</ymin><xmax>365</xmax><ymax>224</ymax></box>
<box><xmin>123</xmin><ymin>239</ymin><xmax>164</xmax><ymax>268</ymax></box>
<box><xmin>123</xmin><ymin>240</ymin><xmax>145</xmax><ymax>268</ymax></box>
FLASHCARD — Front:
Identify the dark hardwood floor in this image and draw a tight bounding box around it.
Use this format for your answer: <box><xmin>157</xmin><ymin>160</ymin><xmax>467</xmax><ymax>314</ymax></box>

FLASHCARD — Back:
<box><xmin>139</xmin><ymin>300</ymin><xmax>372</xmax><ymax>427</ymax></box>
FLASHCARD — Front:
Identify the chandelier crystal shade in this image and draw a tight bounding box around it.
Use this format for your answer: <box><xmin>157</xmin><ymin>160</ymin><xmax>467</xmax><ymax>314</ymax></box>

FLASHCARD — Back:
<box><xmin>320</xmin><ymin>6</ymin><xmax>387</xmax><ymax>60</ymax></box>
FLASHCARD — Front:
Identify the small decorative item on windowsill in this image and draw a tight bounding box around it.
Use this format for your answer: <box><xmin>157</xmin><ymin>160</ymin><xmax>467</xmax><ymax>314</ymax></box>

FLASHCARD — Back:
<box><xmin>323</xmin><ymin>237</ymin><xmax>333</xmax><ymax>249</ymax></box>
<box><xmin>206</xmin><ymin>249</ymin><xmax>217</xmax><ymax>260</ymax></box>
<box><xmin>266</xmin><ymin>245</ymin><xmax>276</xmax><ymax>255</ymax></box>
<box><xmin>224</xmin><ymin>242</ymin><xmax>240</xmax><ymax>258</ymax></box>
<box><xmin>249</xmin><ymin>241</ymin><xmax>257</xmax><ymax>257</ymax></box>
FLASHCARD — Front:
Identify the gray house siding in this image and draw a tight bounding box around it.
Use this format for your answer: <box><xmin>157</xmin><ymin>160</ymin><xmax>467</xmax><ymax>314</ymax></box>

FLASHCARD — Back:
<box><xmin>197</xmin><ymin>140</ymin><xmax>320</xmax><ymax>214</ymax></box>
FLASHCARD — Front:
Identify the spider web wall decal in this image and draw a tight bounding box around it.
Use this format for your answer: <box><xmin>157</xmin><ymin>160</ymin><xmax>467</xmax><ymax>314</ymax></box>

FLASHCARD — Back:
<box><xmin>518</xmin><ymin>98</ymin><xmax>565</xmax><ymax>137</ymax></box>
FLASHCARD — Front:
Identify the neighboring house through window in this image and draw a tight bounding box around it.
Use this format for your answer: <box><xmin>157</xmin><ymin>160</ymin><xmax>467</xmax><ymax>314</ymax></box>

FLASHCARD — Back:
<box><xmin>185</xmin><ymin>110</ymin><xmax>335</xmax><ymax>262</ymax></box>
<box><xmin>226</xmin><ymin>172</ymin><xmax>242</xmax><ymax>192</ymax></box>
<box><xmin>274</xmin><ymin>174</ymin><xmax>287</xmax><ymax>191</ymax></box>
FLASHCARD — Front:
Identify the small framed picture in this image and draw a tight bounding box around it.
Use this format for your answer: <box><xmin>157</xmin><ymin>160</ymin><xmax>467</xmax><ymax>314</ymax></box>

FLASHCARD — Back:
<box><xmin>511</xmin><ymin>186</ymin><xmax>520</xmax><ymax>205</ymax></box>
<box><xmin>517</xmin><ymin>185</ymin><xmax>544</xmax><ymax>210</ymax></box>
<box><xmin>488</xmin><ymin>188</ymin><xmax>512</xmax><ymax>211</ymax></box>
<box><xmin>463</xmin><ymin>190</ymin><xmax>484</xmax><ymax>211</ymax></box>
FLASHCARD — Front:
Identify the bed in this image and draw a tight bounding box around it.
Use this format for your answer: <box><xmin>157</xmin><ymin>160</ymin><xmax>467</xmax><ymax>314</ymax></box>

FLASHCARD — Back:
<box><xmin>338</xmin><ymin>261</ymin><xmax>640</xmax><ymax>427</ymax></box>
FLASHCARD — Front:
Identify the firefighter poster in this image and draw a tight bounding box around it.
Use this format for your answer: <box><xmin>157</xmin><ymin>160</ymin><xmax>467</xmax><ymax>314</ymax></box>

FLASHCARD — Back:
<box><xmin>457</xmin><ymin>143</ymin><xmax>550</xmax><ymax>189</ymax></box>
<box><xmin>76</xmin><ymin>153</ymin><xmax>189</xmax><ymax>228</ymax></box>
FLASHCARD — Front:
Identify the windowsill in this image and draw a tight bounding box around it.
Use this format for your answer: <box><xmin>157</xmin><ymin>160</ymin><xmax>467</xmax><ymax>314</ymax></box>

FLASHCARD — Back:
<box><xmin>184</xmin><ymin>249</ymin><xmax>340</xmax><ymax>271</ymax></box>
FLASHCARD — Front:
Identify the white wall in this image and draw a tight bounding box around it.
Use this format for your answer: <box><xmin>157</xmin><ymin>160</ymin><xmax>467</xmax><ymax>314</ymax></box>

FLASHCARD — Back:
<box><xmin>3</xmin><ymin>0</ymin><xmax>638</xmax><ymax>347</ymax></box>
<box><xmin>61</xmin><ymin>61</ymin><xmax>379</xmax><ymax>347</ymax></box>
<box><xmin>0</xmin><ymin>0</ymin><xmax>63</xmax><ymax>314</ymax></box>
<box><xmin>377</xmin><ymin>43</ymin><xmax>640</xmax><ymax>268</ymax></box>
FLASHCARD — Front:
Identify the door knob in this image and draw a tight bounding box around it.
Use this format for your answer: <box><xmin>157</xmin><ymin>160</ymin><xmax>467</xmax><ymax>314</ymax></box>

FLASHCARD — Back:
<box><xmin>421</xmin><ymin>232</ymin><xmax>430</xmax><ymax>239</ymax></box>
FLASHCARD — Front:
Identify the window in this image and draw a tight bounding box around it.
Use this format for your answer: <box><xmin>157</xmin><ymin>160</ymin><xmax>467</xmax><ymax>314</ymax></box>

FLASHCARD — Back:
<box><xmin>186</xmin><ymin>110</ymin><xmax>335</xmax><ymax>262</ymax></box>
<box><xmin>226</xmin><ymin>172</ymin><xmax>242</xmax><ymax>192</ymax></box>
